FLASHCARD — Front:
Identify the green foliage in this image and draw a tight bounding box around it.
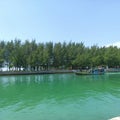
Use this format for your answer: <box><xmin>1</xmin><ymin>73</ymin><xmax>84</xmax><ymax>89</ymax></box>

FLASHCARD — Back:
<box><xmin>0</xmin><ymin>39</ymin><xmax>120</xmax><ymax>71</ymax></box>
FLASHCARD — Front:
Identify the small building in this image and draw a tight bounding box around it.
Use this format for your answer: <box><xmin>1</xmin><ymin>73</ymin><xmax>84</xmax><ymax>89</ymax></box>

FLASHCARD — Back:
<box><xmin>0</xmin><ymin>61</ymin><xmax>9</xmax><ymax>71</ymax></box>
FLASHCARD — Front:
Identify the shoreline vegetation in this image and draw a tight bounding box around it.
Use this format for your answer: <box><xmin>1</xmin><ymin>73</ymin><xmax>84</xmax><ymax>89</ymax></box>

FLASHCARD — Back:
<box><xmin>0</xmin><ymin>39</ymin><xmax>120</xmax><ymax>76</ymax></box>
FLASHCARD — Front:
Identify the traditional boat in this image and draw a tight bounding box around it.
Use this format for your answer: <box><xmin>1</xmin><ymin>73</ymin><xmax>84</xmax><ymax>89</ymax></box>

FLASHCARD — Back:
<box><xmin>75</xmin><ymin>68</ymin><xmax>105</xmax><ymax>75</ymax></box>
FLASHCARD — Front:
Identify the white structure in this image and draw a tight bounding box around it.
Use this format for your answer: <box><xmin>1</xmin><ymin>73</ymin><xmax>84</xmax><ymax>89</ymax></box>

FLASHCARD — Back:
<box><xmin>0</xmin><ymin>61</ymin><xmax>9</xmax><ymax>71</ymax></box>
<box><xmin>109</xmin><ymin>116</ymin><xmax>120</xmax><ymax>120</ymax></box>
<box><xmin>0</xmin><ymin>61</ymin><xmax>24</xmax><ymax>71</ymax></box>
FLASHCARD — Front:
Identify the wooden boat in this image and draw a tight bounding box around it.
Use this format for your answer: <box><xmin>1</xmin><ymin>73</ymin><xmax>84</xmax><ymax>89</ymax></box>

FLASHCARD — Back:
<box><xmin>75</xmin><ymin>68</ymin><xmax>105</xmax><ymax>75</ymax></box>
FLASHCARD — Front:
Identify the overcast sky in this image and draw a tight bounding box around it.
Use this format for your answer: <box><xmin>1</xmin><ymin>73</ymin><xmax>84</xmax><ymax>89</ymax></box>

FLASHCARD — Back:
<box><xmin>0</xmin><ymin>0</ymin><xmax>120</xmax><ymax>46</ymax></box>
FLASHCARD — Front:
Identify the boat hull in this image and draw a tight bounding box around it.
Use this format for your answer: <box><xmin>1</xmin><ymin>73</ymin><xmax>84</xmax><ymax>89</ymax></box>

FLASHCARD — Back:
<box><xmin>75</xmin><ymin>71</ymin><xmax>104</xmax><ymax>75</ymax></box>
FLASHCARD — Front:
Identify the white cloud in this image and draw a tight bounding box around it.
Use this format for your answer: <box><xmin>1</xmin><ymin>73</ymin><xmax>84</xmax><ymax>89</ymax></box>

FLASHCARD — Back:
<box><xmin>106</xmin><ymin>41</ymin><xmax>120</xmax><ymax>48</ymax></box>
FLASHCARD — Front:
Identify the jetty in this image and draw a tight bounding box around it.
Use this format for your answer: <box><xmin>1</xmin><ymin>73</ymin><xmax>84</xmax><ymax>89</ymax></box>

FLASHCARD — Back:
<box><xmin>0</xmin><ymin>70</ymin><xmax>73</xmax><ymax>76</ymax></box>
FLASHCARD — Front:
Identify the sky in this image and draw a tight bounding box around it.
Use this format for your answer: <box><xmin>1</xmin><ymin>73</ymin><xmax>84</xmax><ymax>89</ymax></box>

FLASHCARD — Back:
<box><xmin>0</xmin><ymin>0</ymin><xmax>120</xmax><ymax>47</ymax></box>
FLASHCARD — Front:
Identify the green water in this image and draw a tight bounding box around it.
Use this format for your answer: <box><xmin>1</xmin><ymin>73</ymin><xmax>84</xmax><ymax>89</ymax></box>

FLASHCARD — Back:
<box><xmin>0</xmin><ymin>73</ymin><xmax>120</xmax><ymax>120</ymax></box>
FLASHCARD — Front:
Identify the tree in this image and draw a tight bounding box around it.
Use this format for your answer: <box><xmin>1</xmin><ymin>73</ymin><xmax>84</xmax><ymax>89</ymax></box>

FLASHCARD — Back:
<box><xmin>0</xmin><ymin>40</ymin><xmax>120</xmax><ymax>71</ymax></box>
<box><xmin>104</xmin><ymin>46</ymin><xmax>119</xmax><ymax>67</ymax></box>
<box><xmin>53</xmin><ymin>43</ymin><xmax>63</xmax><ymax>68</ymax></box>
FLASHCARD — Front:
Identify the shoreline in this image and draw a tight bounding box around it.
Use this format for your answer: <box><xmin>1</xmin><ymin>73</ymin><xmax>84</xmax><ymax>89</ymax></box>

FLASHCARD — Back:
<box><xmin>0</xmin><ymin>70</ymin><xmax>73</xmax><ymax>76</ymax></box>
<box><xmin>0</xmin><ymin>68</ymin><xmax>120</xmax><ymax>76</ymax></box>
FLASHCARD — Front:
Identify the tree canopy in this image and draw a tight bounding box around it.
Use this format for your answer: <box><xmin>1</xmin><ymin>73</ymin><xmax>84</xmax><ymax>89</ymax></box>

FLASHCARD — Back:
<box><xmin>0</xmin><ymin>39</ymin><xmax>120</xmax><ymax>71</ymax></box>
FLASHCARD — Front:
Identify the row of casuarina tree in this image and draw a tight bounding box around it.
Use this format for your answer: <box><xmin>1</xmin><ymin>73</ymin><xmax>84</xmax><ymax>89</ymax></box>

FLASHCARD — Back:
<box><xmin>0</xmin><ymin>39</ymin><xmax>120</xmax><ymax>71</ymax></box>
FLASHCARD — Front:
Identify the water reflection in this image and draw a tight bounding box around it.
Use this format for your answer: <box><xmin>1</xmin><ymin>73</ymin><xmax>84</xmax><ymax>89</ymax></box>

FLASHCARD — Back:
<box><xmin>0</xmin><ymin>73</ymin><xmax>120</xmax><ymax>110</ymax></box>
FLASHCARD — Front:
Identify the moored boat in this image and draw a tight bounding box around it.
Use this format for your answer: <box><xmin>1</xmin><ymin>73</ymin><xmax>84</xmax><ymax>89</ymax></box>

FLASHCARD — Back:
<box><xmin>75</xmin><ymin>68</ymin><xmax>105</xmax><ymax>75</ymax></box>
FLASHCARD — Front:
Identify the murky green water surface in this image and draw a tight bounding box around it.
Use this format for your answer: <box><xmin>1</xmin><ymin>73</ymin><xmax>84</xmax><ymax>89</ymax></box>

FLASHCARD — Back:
<box><xmin>0</xmin><ymin>73</ymin><xmax>120</xmax><ymax>120</ymax></box>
